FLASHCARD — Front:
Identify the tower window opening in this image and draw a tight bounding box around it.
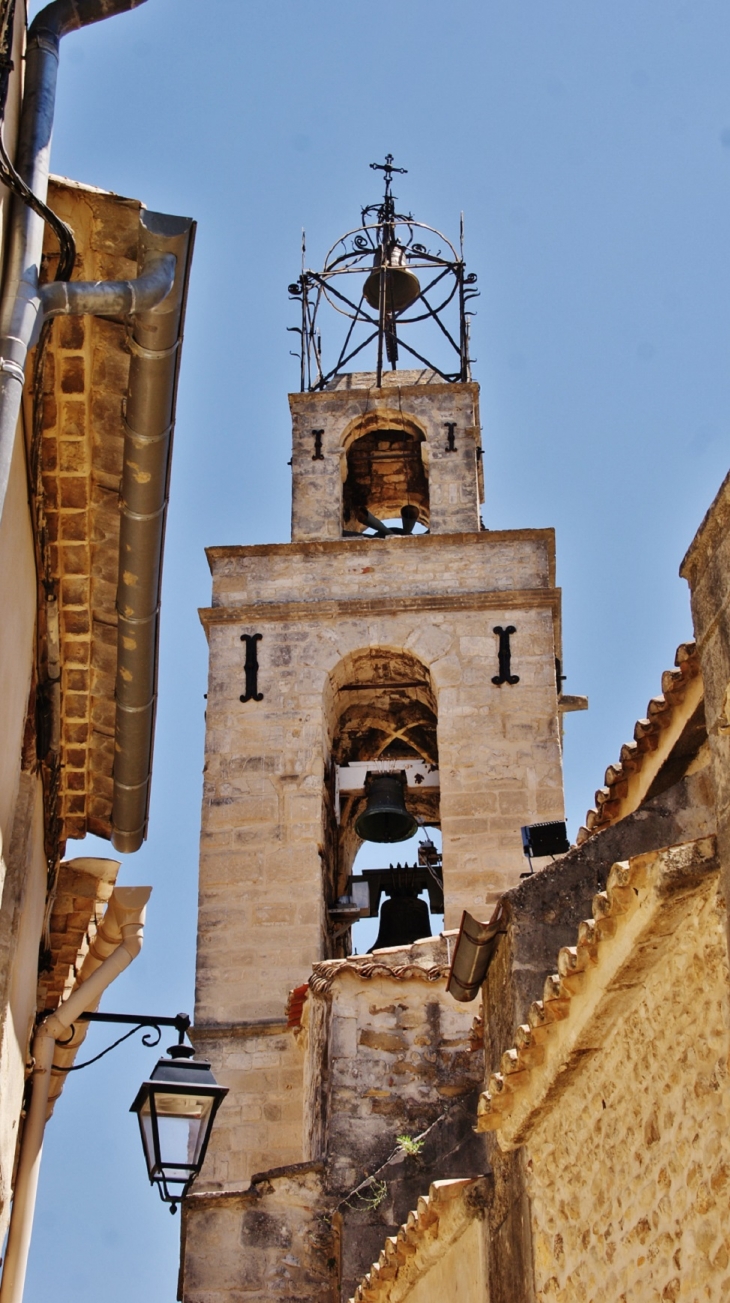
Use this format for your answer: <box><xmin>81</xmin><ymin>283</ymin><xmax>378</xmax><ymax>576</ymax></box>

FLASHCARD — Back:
<box><xmin>343</xmin><ymin>428</ymin><xmax>429</xmax><ymax>537</ymax></box>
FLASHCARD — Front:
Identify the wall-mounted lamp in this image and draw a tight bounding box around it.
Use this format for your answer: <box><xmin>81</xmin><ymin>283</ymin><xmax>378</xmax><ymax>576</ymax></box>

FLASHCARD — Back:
<box><xmin>131</xmin><ymin>1041</ymin><xmax>228</xmax><ymax>1213</ymax></box>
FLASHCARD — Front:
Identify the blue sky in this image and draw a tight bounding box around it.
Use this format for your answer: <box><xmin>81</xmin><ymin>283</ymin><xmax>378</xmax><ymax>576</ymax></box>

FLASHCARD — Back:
<box><xmin>23</xmin><ymin>1</ymin><xmax>730</xmax><ymax>1299</ymax></box>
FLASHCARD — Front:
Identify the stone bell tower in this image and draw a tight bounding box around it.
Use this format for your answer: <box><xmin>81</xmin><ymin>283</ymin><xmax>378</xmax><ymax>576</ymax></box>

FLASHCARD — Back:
<box><xmin>182</xmin><ymin>161</ymin><xmax>568</xmax><ymax>1302</ymax></box>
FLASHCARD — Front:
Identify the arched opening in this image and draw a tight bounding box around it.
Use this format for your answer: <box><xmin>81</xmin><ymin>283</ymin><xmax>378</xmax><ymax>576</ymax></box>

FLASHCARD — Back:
<box><xmin>322</xmin><ymin>648</ymin><xmax>442</xmax><ymax>956</ymax></box>
<box><xmin>342</xmin><ymin>425</ymin><xmax>429</xmax><ymax>537</ymax></box>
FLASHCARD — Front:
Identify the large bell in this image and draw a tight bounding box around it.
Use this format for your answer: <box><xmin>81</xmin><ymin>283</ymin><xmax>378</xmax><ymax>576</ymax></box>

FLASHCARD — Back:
<box><xmin>370</xmin><ymin>881</ymin><xmax>432</xmax><ymax>951</ymax></box>
<box><xmin>363</xmin><ymin>244</ymin><xmax>421</xmax><ymax>313</ymax></box>
<box><xmin>355</xmin><ymin>772</ymin><xmax>418</xmax><ymax>844</ymax></box>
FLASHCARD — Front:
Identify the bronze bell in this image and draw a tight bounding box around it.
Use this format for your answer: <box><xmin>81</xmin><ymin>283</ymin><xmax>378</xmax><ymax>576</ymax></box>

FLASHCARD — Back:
<box><xmin>363</xmin><ymin>244</ymin><xmax>421</xmax><ymax>314</ymax></box>
<box><xmin>370</xmin><ymin>880</ymin><xmax>432</xmax><ymax>951</ymax></box>
<box><xmin>354</xmin><ymin>772</ymin><xmax>418</xmax><ymax>844</ymax></box>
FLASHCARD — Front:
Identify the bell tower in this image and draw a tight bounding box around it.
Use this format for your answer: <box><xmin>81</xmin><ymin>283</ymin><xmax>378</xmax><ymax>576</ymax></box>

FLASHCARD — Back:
<box><xmin>184</xmin><ymin>161</ymin><xmax>568</xmax><ymax>1293</ymax></box>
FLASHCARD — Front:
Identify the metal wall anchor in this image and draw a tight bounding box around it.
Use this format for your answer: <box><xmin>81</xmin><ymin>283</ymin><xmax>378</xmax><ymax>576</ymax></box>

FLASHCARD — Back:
<box><xmin>444</xmin><ymin>422</ymin><xmax>457</xmax><ymax>452</ymax></box>
<box><xmin>492</xmin><ymin>626</ymin><xmax>519</xmax><ymax>685</ymax></box>
<box><xmin>240</xmin><ymin>633</ymin><xmax>263</xmax><ymax>702</ymax></box>
<box><xmin>312</xmin><ymin>428</ymin><xmax>324</xmax><ymax>460</ymax></box>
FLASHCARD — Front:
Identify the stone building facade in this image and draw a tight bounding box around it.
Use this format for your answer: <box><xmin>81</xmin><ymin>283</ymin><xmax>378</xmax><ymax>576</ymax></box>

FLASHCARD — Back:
<box><xmin>182</xmin><ymin>361</ymin><xmax>578</xmax><ymax>1299</ymax></box>
<box><xmin>182</xmin><ymin>187</ymin><xmax>730</xmax><ymax>1302</ymax></box>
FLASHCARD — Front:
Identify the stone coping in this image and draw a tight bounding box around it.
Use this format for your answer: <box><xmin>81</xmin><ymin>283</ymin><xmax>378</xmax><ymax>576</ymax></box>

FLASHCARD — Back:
<box><xmin>206</xmin><ymin>527</ymin><xmax>556</xmax><ymax>567</ymax></box>
<box><xmin>200</xmin><ymin>586</ymin><xmax>561</xmax><ymax>629</ymax></box>
<box><xmin>349</xmin><ymin>1177</ymin><xmax>490</xmax><ymax>1303</ymax></box>
<box><xmin>680</xmin><ymin>465</ymin><xmax>730</xmax><ymax>583</ymax></box>
<box><xmin>577</xmin><ymin>641</ymin><xmax>702</xmax><ymax>842</ymax></box>
<box><xmin>476</xmin><ymin>837</ymin><xmax>718</xmax><ymax>1151</ymax></box>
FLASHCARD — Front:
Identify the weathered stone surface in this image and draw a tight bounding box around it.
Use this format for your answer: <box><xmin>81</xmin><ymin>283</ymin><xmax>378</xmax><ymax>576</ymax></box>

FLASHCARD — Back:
<box><xmin>32</xmin><ymin>178</ymin><xmax>141</xmax><ymax>843</ymax></box>
<box><xmin>523</xmin><ymin>855</ymin><xmax>730</xmax><ymax>1301</ymax></box>
<box><xmin>681</xmin><ymin>466</ymin><xmax>730</xmax><ymax>955</ymax></box>
<box><xmin>289</xmin><ymin>380</ymin><xmax>483</xmax><ymax>542</ymax></box>
<box><xmin>181</xmin><ymin>1166</ymin><xmax>334</xmax><ymax>1303</ymax></box>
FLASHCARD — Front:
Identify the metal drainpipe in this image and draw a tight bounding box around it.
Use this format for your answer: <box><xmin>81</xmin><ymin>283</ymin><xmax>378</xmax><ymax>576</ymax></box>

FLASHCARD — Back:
<box><xmin>0</xmin><ymin>886</ymin><xmax>151</xmax><ymax>1303</ymax></box>
<box><xmin>110</xmin><ymin>209</ymin><xmax>196</xmax><ymax>853</ymax></box>
<box><xmin>0</xmin><ymin>0</ymin><xmax>194</xmax><ymax>851</ymax></box>
<box><xmin>38</xmin><ymin>213</ymin><xmax>196</xmax><ymax>854</ymax></box>
<box><xmin>0</xmin><ymin>0</ymin><xmax>148</xmax><ymax>525</ymax></box>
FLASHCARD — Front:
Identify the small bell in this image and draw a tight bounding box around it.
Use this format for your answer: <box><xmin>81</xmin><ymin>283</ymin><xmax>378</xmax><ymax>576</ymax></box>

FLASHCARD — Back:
<box><xmin>363</xmin><ymin>244</ymin><xmax>421</xmax><ymax>314</ymax></box>
<box><xmin>354</xmin><ymin>772</ymin><xmax>417</xmax><ymax>844</ymax></box>
<box><xmin>370</xmin><ymin>875</ymin><xmax>432</xmax><ymax>951</ymax></box>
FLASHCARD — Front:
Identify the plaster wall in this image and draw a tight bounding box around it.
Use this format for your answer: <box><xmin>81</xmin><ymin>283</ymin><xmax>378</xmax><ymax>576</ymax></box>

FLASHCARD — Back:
<box><xmin>0</xmin><ymin>424</ymin><xmax>37</xmax><ymax>852</ymax></box>
<box><xmin>0</xmin><ymin>419</ymin><xmax>45</xmax><ymax>1240</ymax></box>
<box><xmin>0</xmin><ymin>775</ymin><xmax>47</xmax><ymax>1241</ymax></box>
<box><xmin>399</xmin><ymin>1218</ymin><xmax>486</xmax><ymax>1303</ymax></box>
<box><xmin>524</xmin><ymin>879</ymin><xmax>730</xmax><ymax>1302</ymax></box>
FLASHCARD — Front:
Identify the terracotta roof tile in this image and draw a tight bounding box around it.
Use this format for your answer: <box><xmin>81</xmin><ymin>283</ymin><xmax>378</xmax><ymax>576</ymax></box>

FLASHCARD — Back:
<box><xmin>476</xmin><ymin>836</ymin><xmax>718</xmax><ymax>1150</ymax></box>
<box><xmin>577</xmin><ymin>641</ymin><xmax>702</xmax><ymax>843</ymax></box>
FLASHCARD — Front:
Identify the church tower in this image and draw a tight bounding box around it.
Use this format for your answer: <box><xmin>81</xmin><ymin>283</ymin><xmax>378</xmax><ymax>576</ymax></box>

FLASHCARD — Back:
<box><xmin>182</xmin><ymin>162</ymin><xmax>569</xmax><ymax>1301</ymax></box>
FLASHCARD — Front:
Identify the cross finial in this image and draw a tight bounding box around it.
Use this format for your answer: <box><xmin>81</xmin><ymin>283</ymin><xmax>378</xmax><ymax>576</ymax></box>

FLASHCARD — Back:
<box><xmin>369</xmin><ymin>155</ymin><xmax>407</xmax><ymax>223</ymax></box>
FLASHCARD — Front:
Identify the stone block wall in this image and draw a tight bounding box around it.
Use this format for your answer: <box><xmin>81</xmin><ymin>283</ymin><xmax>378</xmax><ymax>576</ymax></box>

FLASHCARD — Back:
<box><xmin>681</xmin><ymin>467</ymin><xmax>730</xmax><ymax>953</ymax></box>
<box><xmin>289</xmin><ymin>380</ymin><xmax>483</xmax><ymax>543</ymax></box>
<box><xmin>193</xmin><ymin>1027</ymin><xmax>304</xmax><ymax>1190</ymax></box>
<box><xmin>525</xmin><ymin>873</ymin><xmax>730</xmax><ymax>1301</ymax></box>
<box><xmin>181</xmin><ymin>1165</ymin><xmax>335</xmax><ymax>1303</ymax></box>
<box><xmin>302</xmin><ymin>939</ymin><xmax>488</xmax><ymax>1301</ymax></box>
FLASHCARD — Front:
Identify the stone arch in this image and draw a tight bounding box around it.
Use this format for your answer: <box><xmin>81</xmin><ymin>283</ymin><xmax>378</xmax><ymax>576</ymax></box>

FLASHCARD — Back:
<box><xmin>322</xmin><ymin>646</ymin><xmax>440</xmax><ymax>909</ymax></box>
<box><xmin>340</xmin><ymin>410</ymin><xmax>430</xmax><ymax>535</ymax></box>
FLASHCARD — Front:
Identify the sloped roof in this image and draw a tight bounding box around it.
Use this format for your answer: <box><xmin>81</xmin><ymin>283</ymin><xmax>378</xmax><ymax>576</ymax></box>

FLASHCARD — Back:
<box><xmin>349</xmin><ymin>1177</ymin><xmax>490</xmax><ymax>1303</ymax></box>
<box><xmin>577</xmin><ymin>642</ymin><xmax>703</xmax><ymax>843</ymax></box>
<box><xmin>475</xmin><ymin>836</ymin><xmax>718</xmax><ymax>1150</ymax></box>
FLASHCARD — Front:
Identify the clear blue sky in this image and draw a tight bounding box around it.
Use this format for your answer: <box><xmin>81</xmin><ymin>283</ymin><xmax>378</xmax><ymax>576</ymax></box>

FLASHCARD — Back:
<box><xmin>23</xmin><ymin>1</ymin><xmax>730</xmax><ymax>1299</ymax></box>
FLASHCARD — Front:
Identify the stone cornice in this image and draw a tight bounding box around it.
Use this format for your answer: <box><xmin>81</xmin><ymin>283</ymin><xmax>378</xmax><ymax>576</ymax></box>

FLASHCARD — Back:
<box><xmin>199</xmin><ymin>586</ymin><xmax>561</xmax><ymax>630</ymax></box>
<box><xmin>206</xmin><ymin>526</ymin><xmax>556</xmax><ymax>569</ymax></box>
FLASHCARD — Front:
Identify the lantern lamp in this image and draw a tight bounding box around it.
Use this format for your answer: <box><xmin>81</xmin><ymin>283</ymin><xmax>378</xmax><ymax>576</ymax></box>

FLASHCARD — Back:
<box><xmin>130</xmin><ymin>1043</ymin><xmax>228</xmax><ymax>1212</ymax></box>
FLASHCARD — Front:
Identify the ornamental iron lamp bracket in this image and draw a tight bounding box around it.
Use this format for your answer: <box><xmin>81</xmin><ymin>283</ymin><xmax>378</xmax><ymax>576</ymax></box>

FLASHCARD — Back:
<box><xmin>51</xmin><ymin>1010</ymin><xmax>227</xmax><ymax>1214</ymax></box>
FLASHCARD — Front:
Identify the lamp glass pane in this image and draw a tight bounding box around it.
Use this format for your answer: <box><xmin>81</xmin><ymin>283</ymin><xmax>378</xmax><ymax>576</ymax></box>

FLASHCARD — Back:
<box><xmin>138</xmin><ymin>1099</ymin><xmax>158</xmax><ymax>1173</ymax></box>
<box><xmin>152</xmin><ymin>1090</ymin><xmax>215</xmax><ymax>1172</ymax></box>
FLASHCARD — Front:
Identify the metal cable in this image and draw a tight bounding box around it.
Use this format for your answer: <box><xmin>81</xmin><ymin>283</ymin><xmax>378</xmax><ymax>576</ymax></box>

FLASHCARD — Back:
<box><xmin>0</xmin><ymin>0</ymin><xmax>75</xmax><ymax>282</ymax></box>
<box><xmin>0</xmin><ymin>132</ymin><xmax>75</xmax><ymax>280</ymax></box>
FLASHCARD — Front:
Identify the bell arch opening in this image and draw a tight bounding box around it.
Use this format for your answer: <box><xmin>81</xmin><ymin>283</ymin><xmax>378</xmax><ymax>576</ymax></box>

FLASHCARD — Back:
<box><xmin>342</xmin><ymin>422</ymin><xmax>429</xmax><ymax>537</ymax></box>
<box><xmin>321</xmin><ymin>648</ymin><xmax>442</xmax><ymax>956</ymax></box>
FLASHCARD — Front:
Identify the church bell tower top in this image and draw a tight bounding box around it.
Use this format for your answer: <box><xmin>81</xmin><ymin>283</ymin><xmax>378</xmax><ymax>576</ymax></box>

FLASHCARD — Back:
<box><xmin>288</xmin><ymin>157</ymin><xmax>479</xmax><ymax>392</ymax></box>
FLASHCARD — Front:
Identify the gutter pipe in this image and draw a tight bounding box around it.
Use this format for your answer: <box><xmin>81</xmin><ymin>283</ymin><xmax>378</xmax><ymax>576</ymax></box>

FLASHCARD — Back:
<box><xmin>110</xmin><ymin>209</ymin><xmax>195</xmax><ymax>853</ymax></box>
<box><xmin>0</xmin><ymin>0</ymin><xmax>196</xmax><ymax>852</ymax></box>
<box><xmin>0</xmin><ymin>885</ymin><xmax>151</xmax><ymax>1303</ymax></box>
<box><xmin>0</xmin><ymin>0</ymin><xmax>148</xmax><ymax>522</ymax></box>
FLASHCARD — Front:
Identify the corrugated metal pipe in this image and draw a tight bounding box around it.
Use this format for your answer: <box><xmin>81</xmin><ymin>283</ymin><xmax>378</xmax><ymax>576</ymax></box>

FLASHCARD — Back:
<box><xmin>0</xmin><ymin>886</ymin><xmax>151</xmax><ymax>1303</ymax></box>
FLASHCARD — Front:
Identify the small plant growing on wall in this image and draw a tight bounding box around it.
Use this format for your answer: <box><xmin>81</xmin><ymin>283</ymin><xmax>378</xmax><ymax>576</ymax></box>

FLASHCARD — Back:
<box><xmin>396</xmin><ymin>1133</ymin><xmax>425</xmax><ymax>1157</ymax></box>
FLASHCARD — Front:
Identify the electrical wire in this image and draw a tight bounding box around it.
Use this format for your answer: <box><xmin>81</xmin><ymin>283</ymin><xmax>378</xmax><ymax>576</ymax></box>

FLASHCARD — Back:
<box><xmin>0</xmin><ymin>131</ymin><xmax>76</xmax><ymax>281</ymax></box>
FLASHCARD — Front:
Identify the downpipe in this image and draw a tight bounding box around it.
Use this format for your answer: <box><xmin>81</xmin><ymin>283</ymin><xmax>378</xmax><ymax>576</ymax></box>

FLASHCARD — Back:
<box><xmin>0</xmin><ymin>0</ymin><xmax>149</xmax><ymax>525</ymax></box>
<box><xmin>0</xmin><ymin>886</ymin><xmax>151</xmax><ymax>1303</ymax></box>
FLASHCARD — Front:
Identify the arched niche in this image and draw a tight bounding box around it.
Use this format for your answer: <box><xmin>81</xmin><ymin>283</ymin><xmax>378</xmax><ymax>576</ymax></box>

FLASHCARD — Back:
<box><xmin>341</xmin><ymin>413</ymin><xmax>429</xmax><ymax>535</ymax></box>
<box><xmin>322</xmin><ymin>647</ymin><xmax>440</xmax><ymax>912</ymax></box>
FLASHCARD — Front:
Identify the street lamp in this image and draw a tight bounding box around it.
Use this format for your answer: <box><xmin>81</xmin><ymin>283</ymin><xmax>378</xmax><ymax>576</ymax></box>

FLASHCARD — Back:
<box><xmin>130</xmin><ymin>1042</ymin><xmax>228</xmax><ymax>1212</ymax></box>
